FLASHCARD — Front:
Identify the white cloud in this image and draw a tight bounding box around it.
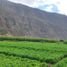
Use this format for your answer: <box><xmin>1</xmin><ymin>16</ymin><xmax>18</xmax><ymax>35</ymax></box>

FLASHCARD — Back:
<box><xmin>45</xmin><ymin>6</ymin><xmax>53</xmax><ymax>12</ymax></box>
<box><xmin>37</xmin><ymin>0</ymin><xmax>67</xmax><ymax>15</ymax></box>
<box><xmin>58</xmin><ymin>0</ymin><xmax>67</xmax><ymax>15</ymax></box>
<box><xmin>8</xmin><ymin>0</ymin><xmax>36</xmax><ymax>6</ymax></box>
<box><xmin>8</xmin><ymin>0</ymin><xmax>67</xmax><ymax>15</ymax></box>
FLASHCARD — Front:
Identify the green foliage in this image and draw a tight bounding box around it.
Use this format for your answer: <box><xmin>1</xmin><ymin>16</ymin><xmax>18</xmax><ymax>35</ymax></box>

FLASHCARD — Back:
<box><xmin>59</xmin><ymin>40</ymin><xmax>64</xmax><ymax>42</ymax></box>
<box><xmin>0</xmin><ymin>37</ymin><xmax>67</xmax><ymax>67</ymax></box>
<box><xmin>54</xmin><ymin>58</ymin><xmax>67</xmax><ymax>67</ymax></box>
<box><xmin>0</xmin><ymin>36</ymin><xmax>58</xmax><ymax>43</ymax></box>
<box><xmin>0</xmin><ymin>54</ymin><xmax>47</xmax><ymax>67</ymax></box>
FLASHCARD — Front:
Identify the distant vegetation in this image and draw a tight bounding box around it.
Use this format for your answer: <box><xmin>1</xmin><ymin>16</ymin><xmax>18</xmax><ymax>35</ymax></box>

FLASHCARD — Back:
<box><xmin>0</xmin><ymin>36</ymin><xmax>59</xmax><ymax>43</ymax></box>
<box><xmin>0</xmin><ymin>36</ymin><xmax>67</xmax><ymax>67</ymax></box>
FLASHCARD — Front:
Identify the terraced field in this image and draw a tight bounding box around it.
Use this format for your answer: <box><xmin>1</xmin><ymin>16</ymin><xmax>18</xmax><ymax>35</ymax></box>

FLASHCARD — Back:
<box><xmin>0</xmin><ymin>37</ymin><xmax>67</xmax><ymax>67</ymax></box>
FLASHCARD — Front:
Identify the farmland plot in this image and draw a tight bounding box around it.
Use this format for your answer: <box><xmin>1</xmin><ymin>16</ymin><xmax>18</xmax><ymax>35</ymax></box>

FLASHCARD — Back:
<box><xmin>0</xmin><ymin>40</ymin><xmax>67</xmax><ymax>67</ymax></box>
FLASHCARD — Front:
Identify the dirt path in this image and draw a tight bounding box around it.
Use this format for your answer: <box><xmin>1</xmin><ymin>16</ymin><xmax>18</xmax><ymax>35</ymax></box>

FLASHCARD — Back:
<box><xmin>48</xmin><ymin>63</ymin><xmax>52</xmax><ymax>67</ymax></box>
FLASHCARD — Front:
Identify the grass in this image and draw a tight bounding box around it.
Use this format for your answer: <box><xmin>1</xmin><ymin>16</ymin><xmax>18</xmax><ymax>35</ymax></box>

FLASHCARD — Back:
<box><xmin>0</xmin><ymin>36</ymin><xmax>67</xmax><ymax>67</ymax></box>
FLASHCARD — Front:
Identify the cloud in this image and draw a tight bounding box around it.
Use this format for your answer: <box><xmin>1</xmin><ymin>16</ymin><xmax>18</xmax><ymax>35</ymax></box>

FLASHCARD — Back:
<box><xmin>36</xmin><ymin>0</ymin><xmax>67</xmax><ymax>15</ymax></box>
<box><xmin>37</xmin><ymin>0</ymin><xmax>67</xmax><ymax>15</ymax></box>
<box><xmin>8</xmin><ymin>0</ymin><xmax>36</xmax><ymax>6</ymax></box>
<box><xmin>8</xmin><ymin>0</ymin><xmax>67</xmax><ymax>15</ymax></box>
<box><xmin>57</xmin><ymin>0</ymin><xmax>67</xmax><ymax>15</ymax></box>
<box><xmin>38</xmin><ymin>4</ymin><xmax>59</xmax><ymax>13</ymax></box>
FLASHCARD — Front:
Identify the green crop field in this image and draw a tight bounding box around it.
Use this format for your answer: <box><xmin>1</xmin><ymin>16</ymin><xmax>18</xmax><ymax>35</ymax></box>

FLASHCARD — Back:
<box><xmin>0</xmin><ymin>37</ymin><xmax>67</xmax><ymax>67</ymax></box>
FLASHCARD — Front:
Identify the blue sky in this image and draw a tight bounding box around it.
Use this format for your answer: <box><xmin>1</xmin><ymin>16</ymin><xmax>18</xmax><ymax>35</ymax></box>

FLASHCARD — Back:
<box><xmin>8</xmin><ymin>0</ymin><xmax>67</xmax><ymax>15</ymax></box>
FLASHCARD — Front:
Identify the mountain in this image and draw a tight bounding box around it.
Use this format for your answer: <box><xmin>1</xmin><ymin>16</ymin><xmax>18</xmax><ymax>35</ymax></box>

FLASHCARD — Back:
<box><xmin>0</xmin><ymin>0</ymin><xmax>67</xmax><ymax>39</ymax></box>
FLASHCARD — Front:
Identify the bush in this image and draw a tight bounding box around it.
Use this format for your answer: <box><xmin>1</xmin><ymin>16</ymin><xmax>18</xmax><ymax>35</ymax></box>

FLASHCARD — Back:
<box><xmin>60</xmin><ymin>40</ymin><xmax>64</xmax><ymax>42</ymax></box>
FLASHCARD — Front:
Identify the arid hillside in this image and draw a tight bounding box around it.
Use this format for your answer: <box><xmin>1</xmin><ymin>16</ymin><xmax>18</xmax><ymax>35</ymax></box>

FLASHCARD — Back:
<box><xmin>0</xmin><ymin>0</ymin><xmax>67</xmax><ymax>39</ymax></box>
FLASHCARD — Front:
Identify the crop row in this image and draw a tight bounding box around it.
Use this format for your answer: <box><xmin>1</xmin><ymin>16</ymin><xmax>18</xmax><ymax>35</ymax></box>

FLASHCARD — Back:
<box><xmin>0</xmin><ymin>41</ymin><xmax>67</xmax><ymax>52</ymax></box>
<box><xmin>0</xmin><ymin>52</ymin><xmax>67</xmax><ymax>67</ymax></box>
<box><xmin>0</xmin><ymin>44</ymin><xmax>66</xmax><ymax>64</ymax></box>
<box><xmin>54</xmin><ymin>58</ymin><xmax>67</xmax><ymax>67</ymax></box>
<box><xmin>0</xmin><ymin>41</ymin><xmax>67</xmax><ymax>67</ymax></box>
<box><xmin>0</xmin><ymin>54</ymin><xmax>48</xmax><ymax>67</ymax></box>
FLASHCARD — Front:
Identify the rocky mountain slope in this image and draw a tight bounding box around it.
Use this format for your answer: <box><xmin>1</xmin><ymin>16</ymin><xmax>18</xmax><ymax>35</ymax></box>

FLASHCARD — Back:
<box><xmin>0</xmin><ymin>0</ymin><xmax>67</xmax><ymax>39</ymax></box>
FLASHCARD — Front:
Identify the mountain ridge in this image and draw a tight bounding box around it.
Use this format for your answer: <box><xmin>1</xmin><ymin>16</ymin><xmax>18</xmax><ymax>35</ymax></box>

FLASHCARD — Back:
<box><xmin>0</xmin><ymin>0</ymin><xmax>67</xmax><ymax>39</ymax></box>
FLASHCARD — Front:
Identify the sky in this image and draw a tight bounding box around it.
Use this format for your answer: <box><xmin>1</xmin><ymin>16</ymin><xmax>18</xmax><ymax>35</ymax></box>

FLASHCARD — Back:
<box><xmin>8</xmin><ymin>0</ymin><xmax>67</xmax><ymax>15</ymax></box>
